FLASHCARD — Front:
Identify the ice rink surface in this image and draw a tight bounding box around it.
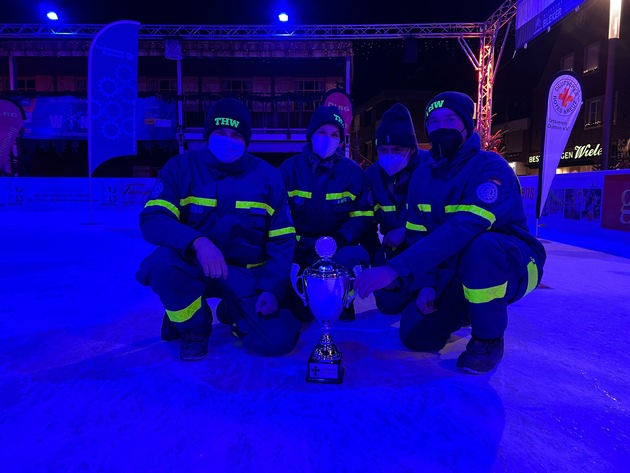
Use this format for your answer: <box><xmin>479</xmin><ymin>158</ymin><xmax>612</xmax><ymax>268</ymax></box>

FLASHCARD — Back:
<box><xmin>1</xmin><ymin>209</ymin><xmax>628</xmax><ymax>472</ymax></box>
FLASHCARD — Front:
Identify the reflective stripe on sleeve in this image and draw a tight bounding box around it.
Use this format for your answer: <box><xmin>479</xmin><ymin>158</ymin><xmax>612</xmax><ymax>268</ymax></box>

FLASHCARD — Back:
<box><xmin>463</xmin><ymin>282</ymin><xmax>507</xmax><ymax>304</ymax></box>
<box><xmin>349</xmin><ymin>211</ymin><xmax>374</xmax><ymax>217</ymax></box>
<box><xmin>145</xmin><ymin>199</ymin><xmax>180</xmax><ymax>219</ymax></box>
<box><xmin>269</xmin><ymin>226</ymin><xmax>296</xmax><ymax>238</ymax></box>
<box><xmin>445</xmin><ymin>204</ymin><xmax>496</xmax><ymax>228</ymax></box>
<box><xmin>326</xmin><ymin>191</ymin><xmax>356</xmax><ymax>201</ymax></box>
<box><xmin>375</xmin><ymin>204</ymin><xmax>396</xmax><ymax>212</ymax></box>
<box><xmin>180</xmin><ymin>196</ymin><xmax>217</xmax><ymax>208</ymax></box>
<box><xmin>235</xmin><ymin>201</ymin><xmax>275</xmax><ymax>216</ymax></box>
<box><xmin>288</xmin><ymin>190</ymin><xmax>312</xmax><ymax>199</ymax></box>
<box><xmin>405</xmin><ymin>221</ymin><xmax>427</xmax><ymax>232</ymax></box>
<box><xmin>417</xmin><ymin>204</ymin><xmax>432</xmax><ymax>212</ymax></box>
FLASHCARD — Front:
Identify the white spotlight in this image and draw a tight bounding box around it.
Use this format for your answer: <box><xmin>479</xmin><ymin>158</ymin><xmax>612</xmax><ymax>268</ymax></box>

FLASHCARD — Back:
<box><xmin>278</xmin><ymin>12</ymin><xmax>289</xmax><ymax>22</ymax></box>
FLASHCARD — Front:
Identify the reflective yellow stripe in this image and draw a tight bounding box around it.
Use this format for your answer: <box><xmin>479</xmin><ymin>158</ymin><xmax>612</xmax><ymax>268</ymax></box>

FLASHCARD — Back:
<box><xmin>235</xmin><ymin>201</ymin><xmax>274</xmax><ymax>216</ymax></box>
<box><xmin>405</xmin><ymin>221</ymin><xmax>427</xmax><ymax>232</ymax></box>
<box><xmin>269</xmin><ymin>226</ymin><xmax>296</xmax><ymax>237</ymax></box>
<box><xmin>375</xmin><ymin>204</ymin><xmax>396</xmax><ymax>212</ymax></box>
<box><xmin>180</xmin><ymin>196</ymin><xmax>217</xmax><ymax>207</ymax></box>
<box><xmin>463</xmin><ymin>282</ymin><xmax>507</xmax><ymax>304</ymax></box>
<box><xmin>445</xmin><ymin>205</ymin><xmax>496</xmax><ymax>227</ymax></box>
<box><xmin>165</xmin><ymin>296</ymin><xmax>202</xmax><ymax>323</ymax></box>
<box><xmin>288</xmin><ymin>190</ymin><xmax>312</xmax><ymax>199</ymax></box>
<box><xmin>417</xmin><ymin>204</ymin><xmax>432</xmax><ymax>212</ymax></box>
<box><xmin>246</xmin><ymin>261</ymin><xmax>266</xmax><ymax>269</ymax></box>
<box><xmin>326</xmin><ymin>191</ymin><xmax>356</xmax><ymax>201</ymax></box>
<box><xmin>349</xmin><ymin>211</ymin><xmax>374</xmax><ymax>217</ymax></box>
<box><xmin>524</xmin><ymin>259</ymin><xmax>538</xmax><ymax>295</ymax></box>
<box><xmin>145</xmin><ymin>199</ymin><xmax>180</xmax><ymax>219</ymax></box>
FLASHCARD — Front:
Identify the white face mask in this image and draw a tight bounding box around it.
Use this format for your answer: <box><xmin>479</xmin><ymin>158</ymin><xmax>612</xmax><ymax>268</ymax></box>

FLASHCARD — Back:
<box><xmin>311</xmin><ymin>134</ymin><xmax>340</xmax><ymax>159</ymax></box>
<box><xmin>208</xmin><ymin>135</ymin><xmax>246</xmax><ymax>163</ymax></box>
<box><xmin>378</xmin><ymin>150</ymin><xmax>409</xmax><ymax>176</ymax></box>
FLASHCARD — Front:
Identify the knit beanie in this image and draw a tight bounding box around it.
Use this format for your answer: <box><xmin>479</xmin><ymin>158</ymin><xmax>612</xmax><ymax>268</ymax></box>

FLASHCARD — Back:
<box><xmin>375</xmin><ymin>103</ymin><xmax>417</xmax><ymax>149</ymax></box>
<box><xmin>305</xmin><ymin>105</ymin><xmax>345</xmax><ymax>141</ymax></box>
<box><xmin>203</xmin><ymin>98</ymin><xmax>252</xmax><ymax>144</ymax></box>
<box><xmin>424</xmin><ymin>91</ymin><xmax>475</xmax><ymax>135</ymax></box>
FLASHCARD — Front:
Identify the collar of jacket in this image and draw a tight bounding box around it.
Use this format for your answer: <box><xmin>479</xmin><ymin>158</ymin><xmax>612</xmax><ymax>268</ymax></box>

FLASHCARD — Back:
<box><xmin>204</xmin><ymin>149</ymin><xmax>250</xmax><ymax>177</ymax></box>
<box><xmin>429</xmin><ymin>132</ymin><xmax>481</xmax><ymax>171</ymax></box>
<box><xmin>302</xmin><ymin>144</ymin><xmax>343</xmax><ymax>173</ymax></box>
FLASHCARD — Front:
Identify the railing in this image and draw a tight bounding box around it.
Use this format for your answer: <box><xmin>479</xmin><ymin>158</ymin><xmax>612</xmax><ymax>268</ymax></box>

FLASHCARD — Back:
<box><xmin>181</xmin><ymin>92</ymin><xmax>328</xmax><ymax>130</ymax></box>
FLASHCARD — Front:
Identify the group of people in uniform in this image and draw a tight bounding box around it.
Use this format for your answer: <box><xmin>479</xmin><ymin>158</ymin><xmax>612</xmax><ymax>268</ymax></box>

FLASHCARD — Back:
<box><xmin>136</xmin><ymin>91</ymin><xmax>546</xmax><ymax>374</ymax></box>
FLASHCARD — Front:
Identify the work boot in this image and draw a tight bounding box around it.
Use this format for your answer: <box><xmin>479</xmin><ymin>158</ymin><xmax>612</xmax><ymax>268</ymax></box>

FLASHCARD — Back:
<box><xmin>456</xmin><ymin>336</ymin><xmax>504</xmax><ymax>374</ymax></box>
<box><xmin>160</xmin><ymin>312</ymin><xmax>180</xmax><ymax>341</ymax></box>
<box><xmin>180</xmin><ymin>331</ymin><xmax>210</xmax><ymax>361</ymax></box>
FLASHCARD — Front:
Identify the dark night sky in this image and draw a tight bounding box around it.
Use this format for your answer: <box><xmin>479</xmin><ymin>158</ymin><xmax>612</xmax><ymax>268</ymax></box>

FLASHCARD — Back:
<box><xmin>4</xmin><ymin>1</ymin><xmax>551</xmax><ymax>112</ymax></box>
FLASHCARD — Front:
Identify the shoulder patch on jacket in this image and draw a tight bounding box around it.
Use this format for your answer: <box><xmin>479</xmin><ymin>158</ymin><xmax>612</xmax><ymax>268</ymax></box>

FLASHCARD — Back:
<box><xmin>476</xmin><ymin>182</ymin><xmax>498</xmax><ymax>203</ymax></box>
<box><xmin>150</xmin><ymin>181</ymin><xmax>164</xmax><ymax>199</ymax></box>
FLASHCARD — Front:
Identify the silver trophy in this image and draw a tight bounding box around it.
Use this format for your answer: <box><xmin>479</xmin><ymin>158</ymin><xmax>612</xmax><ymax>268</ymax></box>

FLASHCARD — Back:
<box><xmin>291</xmin><ymin>236</ymin><xmax>359</xmax><ymax>384</ymax></box>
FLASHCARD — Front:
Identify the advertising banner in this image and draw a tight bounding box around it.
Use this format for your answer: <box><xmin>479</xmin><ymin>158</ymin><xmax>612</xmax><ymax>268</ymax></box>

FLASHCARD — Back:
<box><xmin>536</xmin><ymin>70</ymin><xmax>583</xmax><ymax>219</ymax></box>
<box><xmin>0</xmin><ymin>97</ymin><xmax>25</xmax><ymax>173</ymax></box>
<box><xmin>516</xmin><ymin>0</ymin><xmax>585</xmax><ymax>49</ymax></box>
<box><xmin>602</xmin><ymin>174</ymin><xmax>630</xmax><ymax>232</ymax></box>
<box><xmin>88</xmin><ymin>20</ymin><xmax>140</xmax><ymax>176</ymax></box>
<box><xmin>16</xmin><ymin>96</ymin><xmax>176</xmax><ymax>141</ymax></box>
<box><xmin>322</xmin><ymin>88</ymin><xmax>353</xmax><ymax>135</ymax></box>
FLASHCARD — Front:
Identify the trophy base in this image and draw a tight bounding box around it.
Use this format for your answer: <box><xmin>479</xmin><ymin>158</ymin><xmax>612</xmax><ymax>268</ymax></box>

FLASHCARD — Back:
<box><xmin>306</xmin><ymin>352</ymin><xmax>344</xmax><ymax>384</ymax></box>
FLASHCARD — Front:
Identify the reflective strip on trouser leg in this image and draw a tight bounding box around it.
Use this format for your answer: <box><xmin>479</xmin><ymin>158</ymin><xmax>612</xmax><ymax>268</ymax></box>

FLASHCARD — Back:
<box><xmin>459</xmin><ymin>233</ymin><xmax>522</xmax><ymax>339</ymax></box>
<box><xmin>524</xmin><ymin>259</ymin><xmax>539</xmax><ymax>296</ymax></box>
<box><xmin>165</xmin><ymin>296</ymin><xmax>203</xmax><ymax>323</ymax></box>
<box><xmin>463</xmin><ymin>282</ymin><xmax>508</xmax><ymax>304</ymax></box>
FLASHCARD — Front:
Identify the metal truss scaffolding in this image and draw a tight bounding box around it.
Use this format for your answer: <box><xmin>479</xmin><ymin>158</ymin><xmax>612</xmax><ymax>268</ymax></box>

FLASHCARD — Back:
<box><xmin>0</xmin><ymin>0</ymin><xmax>516</xmax><ymax>148</ymax></box>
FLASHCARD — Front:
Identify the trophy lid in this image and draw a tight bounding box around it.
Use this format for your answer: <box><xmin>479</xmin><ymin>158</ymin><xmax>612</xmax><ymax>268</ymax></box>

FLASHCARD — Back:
<box><xmin>304</xmin><ymin>236</ymin><xmax>350</xmax><ymax>278</ymax></box>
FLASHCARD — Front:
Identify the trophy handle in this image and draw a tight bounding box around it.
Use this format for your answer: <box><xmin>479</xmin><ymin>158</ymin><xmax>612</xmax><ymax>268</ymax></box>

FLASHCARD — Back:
<box><xmin>344</xmin><ymin>264</ymin><xmax>363</xmax><ymax>308</ymax></box>
<box><xmin>290</xmin><ymin>263</ymin><xmax>308</xmax><ymax>306</ymax></box>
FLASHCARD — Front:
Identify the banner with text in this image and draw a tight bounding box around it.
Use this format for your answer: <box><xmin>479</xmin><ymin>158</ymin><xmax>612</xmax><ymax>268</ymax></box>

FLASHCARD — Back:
<box><xmin>536</xmin><ymin>70</ymin><xmax>583</xmax><ymax>219</ymax></box>
<box><xmin>15</xmin><ymin>96</ymin><xmax>176</xmax><ymax>141</ymax></box>
<box><xmin>322</xmin><ymin>88</ymin><xmax>353</xmax><ymax>135</ymax></box>
<box><xmin>602</xmin><ymin>174</ymin><xmax>630</xmax><ymax>232</ymax></box>
<box><xmin>88</xmin><ymin>20</ymin><xmax>140</xmax><ymax>176</ymax></box>
<box><xmin>516</xmin><ymin>0</ymin><xmax>585</xmax><ymax>49</ymax></box>
<box><xmin>0</xmin><ymin>97</ymin><xmax>25</xmax><ymax>173</ymax></box>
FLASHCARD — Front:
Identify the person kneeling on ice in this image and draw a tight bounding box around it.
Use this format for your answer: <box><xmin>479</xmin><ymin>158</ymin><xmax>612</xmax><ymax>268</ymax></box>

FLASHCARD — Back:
<box><xmin>136</xmin><ymin>98</ymin><xmax>300</xmax><ymax>361</ymax></box>
<box><xmin>362</xmin><ymin>103</ymin><xmax>428</xmax><ymax>315</ymax></box>
<box><xmin>355</xmin><ymin>91</ymin><xmax>546</xmax><ymax>374</ymax></box>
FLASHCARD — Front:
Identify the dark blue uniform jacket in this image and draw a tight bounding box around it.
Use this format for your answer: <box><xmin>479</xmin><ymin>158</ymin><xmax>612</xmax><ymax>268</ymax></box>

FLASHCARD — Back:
<box><xmin>139</xmin><ymin>149</ymin><xmax>296</xmax><ymax>300</ymax></box>
<box><xmin>365</xmin><ymin>148</ymin><xmax>426</xmax><ymax>236</ymax></box>
<box><xmin>279</xmin><ymin>146</ymin><xmax>373</xmax><ymax>255</ymax></box>
<box><xmin>389</xmin><ymin>133</ymin><xmax>545</xmax><ymax>292</ymax></box>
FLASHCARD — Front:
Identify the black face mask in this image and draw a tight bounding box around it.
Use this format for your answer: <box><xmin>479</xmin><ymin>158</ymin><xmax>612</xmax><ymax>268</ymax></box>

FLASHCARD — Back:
<box><xmin>428</xmin><ymin>128</ymin><xmax>465</xmax><ymax>158</ymax></box>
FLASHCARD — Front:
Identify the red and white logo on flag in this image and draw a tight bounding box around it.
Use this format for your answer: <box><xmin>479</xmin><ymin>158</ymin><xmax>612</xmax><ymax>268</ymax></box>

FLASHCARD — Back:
<box><xmin>551</xmin><ymin>78</ymin><xmax>581</xmax><ymax>117</ymax></box>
